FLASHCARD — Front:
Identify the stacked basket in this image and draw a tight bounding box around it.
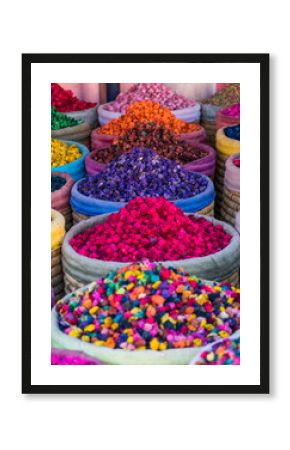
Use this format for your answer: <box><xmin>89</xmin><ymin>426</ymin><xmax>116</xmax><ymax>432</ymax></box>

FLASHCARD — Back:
<box><xmin>200</xmin><ymin>103</ymin><xmax>221</xmax><ymax>146</ymax></box>
<box><xmin>215</xmin><ymin>126</ymin><xmax>240</xmax><ymax>218</ymax></box>
<box><xmin>220</xmin><ymin>154</ymin><xmax>240</xmax><ymax>226</ymax></box>
<box><xmin>51</xmin><ymin>209</ymin><xmax>65</xmax><ymax>300</ymax></box>
<box><xmin>201</xmin><ymin>84</ymin><xmax>240</xmax><ymax>146</ymax></box>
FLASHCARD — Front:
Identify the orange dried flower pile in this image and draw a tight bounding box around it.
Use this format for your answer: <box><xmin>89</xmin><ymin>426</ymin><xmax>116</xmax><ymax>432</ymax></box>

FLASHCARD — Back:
<box><xmin>97</xmin><ymin>100</ymin><xmax>201</xmax><ymax>136</ymax></box>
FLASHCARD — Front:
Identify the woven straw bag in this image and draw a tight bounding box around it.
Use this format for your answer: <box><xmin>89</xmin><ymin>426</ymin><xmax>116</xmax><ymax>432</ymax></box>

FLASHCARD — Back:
<box><xmin>51</xmin><ymin>122</ymin><xmax>91</xmax><ymax>148</ymax></box>
<box><xmin>220</xmin><ymin>154</ymin><xmax>240</xmax><ymax>225</ymax></box>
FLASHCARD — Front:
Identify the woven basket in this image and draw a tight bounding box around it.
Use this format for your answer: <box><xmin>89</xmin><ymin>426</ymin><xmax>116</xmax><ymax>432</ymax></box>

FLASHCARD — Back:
<box><xmin>223</xmin><ymin>187</ymin><xmax>240</xmax><ymax>207</ymax></box>
<box><xmin>51</xmin><ymin>247</ymin><xmax>64</xmax><ymax>299</ymax></box>
<box><xmin>64</xmin><ymin>270</ymin><xmax>85</xmax><ymax>294</ymax></box>
<box><xmin>220</xmin><ymin>209</ymin><xmax>237</xmax><ymax>227</ymax></box>
<box><xmin>219</xmin><ymin>153</ymin><xmax>240</xmax><ymax>225</ymax></box>
<box><xmin>214</xmin><ymin>131</ymin><xmax>239</xmax><ymax>219</ymax></box>
<box><xmin>222</xmin><ymin>269</ymin><xmax>240</xmax><ymax>287</ymax></box>
<box><xmin>201</xmin><ymin>119</ymin><xmax>216</xmax><ymax>145</ymax></box>
<box><xmin>60</xmin><ymin>206</ymin><xmax>73</xmax><ymax>231</ymax></box>
<box><xmin>198</xmin><ymin>201</ymin><xmax>214</xmax><ymax>216</ymax></box>
<box><xmin>72</xmin><ymin>209</ymin><xmax>89</xmax><ymax>225</ymax></box>
<box><xmin>219</xmin><ymin>188</ymin><xmax>240</xmax><ymax>225</ymax></box>
<box><xmin>51</xmin><ymin>123</ymin><xmax>91</xmax><ymax>149</ymax></box>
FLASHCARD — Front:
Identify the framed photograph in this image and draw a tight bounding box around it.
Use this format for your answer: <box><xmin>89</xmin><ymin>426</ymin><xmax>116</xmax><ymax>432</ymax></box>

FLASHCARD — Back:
<box><xmin>22</xmin><ymin>53</ymin><xmax>269</xmax><ymax>394</ymax></box>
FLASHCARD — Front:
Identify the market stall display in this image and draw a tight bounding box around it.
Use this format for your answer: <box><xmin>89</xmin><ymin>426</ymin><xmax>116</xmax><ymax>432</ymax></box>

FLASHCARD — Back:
<box><xmin>92</xmin><ymin>100</ymin><xmax>206</xmax><ymax>151</ymax></box>
<box><xmin>51</xmin><ymin>209</ymin><xmax>65</xmax><ymax>300</ymax></box>
<box><xmin>51</xmin><ymin>107</ymin><xmax>91</xmax><ymax>148</ymax></box>
<box><xmin>201</xmin><ymin>84</ymin><xmax>240</xmax><ymax>145</ymax></box>
<box><xmin>49</xmin><ymin>82</ymin><xmax>241</xmax><ymax>366</ymax></box>
<box><xmin>215</xmin><ymin>125</ymin><xmax>240</xmax><ymax>217</ymax></box>
<box><xmin>51</xmin><ymin>83</ymin><xmax>97</xmax><ymax>127</ymax></box>
<box><xmin>52</xmin><ymin>261</ymin><xmax>240</xmax><ymax>365</ymax></box>
<box><xmin>72</xmin><ymin>148</ymin><xmax>215</xmax><ymax>221</ymax></box>
<box><xmin>51</xmin><ymin>171</ymin><xmax>74</xmax><ymax>230</ymax></box>
<box><xmin>62</xmin><ymin>197</ymin><xmax>240</xmax><ymax>293</ymax></box>
<box><xmin>97</xmin><ymin>83</ymin><xmax>201</xmax><ymax>125</ymax></box>
<box><xmin>51</xmin><ymin>139</ymin><xmax>89</xmax><ymax>181</ymax></box>
<box><xmin>220</xmin><ymin>154</ymin><xmax>240</xmax><ymax>225</ymax></box>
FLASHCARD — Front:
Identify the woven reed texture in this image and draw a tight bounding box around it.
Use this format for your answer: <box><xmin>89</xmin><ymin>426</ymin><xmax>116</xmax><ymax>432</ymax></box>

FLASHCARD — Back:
<box><xmin>201</xmin><ymin>120</ymin><xmax>216</xmax><ymax>145</ymax></box>
<box><xmin>219</xmin><ymin>186</ymin><xmax>240</xmax><ymax>226</ymax></box>
<box><xmin>223</xmin><ymin>186</ymin><xmax>240</xmax><ymax>203</ymax></box>
<box><xmin>60</xmin><ymin>207</ymin><xmax>73</xmax><ymax>231</ymax></box>
<box><xmin>51</xmin><ymin>246</ymin><xmax>64</xmax><ymax>298</ymax></box>
<box><xmin>222</xmin><ymin>194</ymin><xmax>240</xmax><ymax>212</ymax></box>
<box><xmin>222</xmin><ymin>270</ymin><xmax>240</xmax><ymax>287</ymax></box>
<box><xmin>72</xmin><ymin>210</ymin><xmax>90</xmax><ymax>224</ymax></box>
<box><xmin>64</xmin><ymin>270</ymin><xmax>84</xmax><ymax>294</ymax></box>
<box><xmin>198</xmin><ymin>201</ymin><xmax>214</xmax><ymax>216</ymax></box>
<box><xmin>214</xmin><ymin>152</ymin><xmax>230</xmax><ymax>218</ymax></box>
<box><xmin>54</xmin><ymin>283</ymin><xmax>65</xmax><ymax>300</ymax></box>
<box><xmin>219</xmin><ymin>209</ymin><xmax>237</xmax><ymax>226</ymax></box>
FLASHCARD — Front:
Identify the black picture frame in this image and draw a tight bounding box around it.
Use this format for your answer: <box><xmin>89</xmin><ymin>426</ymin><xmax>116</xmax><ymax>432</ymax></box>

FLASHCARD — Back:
<box><xmin>22</xmin><ymin>53</ymin><xmax>269</xmax><ymax>394</ymax></box>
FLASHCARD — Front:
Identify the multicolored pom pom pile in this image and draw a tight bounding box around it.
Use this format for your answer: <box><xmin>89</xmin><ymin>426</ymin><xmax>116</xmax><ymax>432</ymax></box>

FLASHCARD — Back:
<box><xmin>78</xmin><ymin>147</ymin><xmax>208</xmax><ymax>202</ymax></box>
<box><xmin>51</xmin><ymin>139</ymin><xmax>81</xmax><ymax>168</ymax></box>
<box><xmin>224</xmin><ymin>124</ymin><xmax>240</xmax><ymax>141</ymax></box>
<box><xmin>56</xmin><ymin>261</ymin><xmax>240</xmax><ymax>351</ymax></box>
<box><xmin>194</xmin><ymin>337</ymin><xmax>240</xmax><ymax>365</ymax></box>
<box><xmin>104</xmin><ymin>83</ymin><xmax>196</xmax><ymax>113</ymax></box>
<box><xmin>70</xmin><ymin>197</ymin><xmax>232</xmax><ymax>261</ymax></box>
